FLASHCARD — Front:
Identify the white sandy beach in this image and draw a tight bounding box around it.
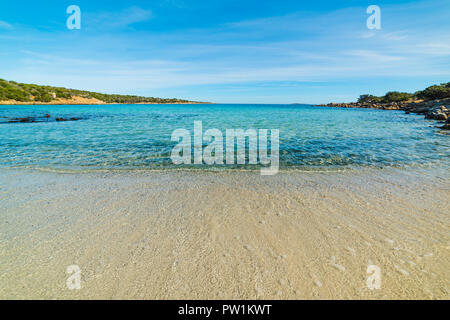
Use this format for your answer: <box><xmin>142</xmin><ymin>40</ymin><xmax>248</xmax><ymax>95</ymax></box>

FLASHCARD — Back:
<box><xmin>0</xmin><ymin>167</ymin><xmax>449</xmax><ymax>299</ymax></box>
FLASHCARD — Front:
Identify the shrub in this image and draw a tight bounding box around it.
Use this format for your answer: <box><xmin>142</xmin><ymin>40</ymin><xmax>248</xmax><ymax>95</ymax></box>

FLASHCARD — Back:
<box><xmin>381</xmin><ymin>91</ymin><xmax>413</xmax><ymax>103</ymax></box>
<box><xmin>0</xmin><ymin>79</ymin><xmax>193</xmax><ymax>103</ymax></box>
<box><xmin>416</xmin><ymin>82</ymin><xmax>450</xmax><ymax>100</ymax></box>
<box><xmin>358</xmin><ymin>94</ymin><xmax>382</xmax><ymax>103</ymax></box>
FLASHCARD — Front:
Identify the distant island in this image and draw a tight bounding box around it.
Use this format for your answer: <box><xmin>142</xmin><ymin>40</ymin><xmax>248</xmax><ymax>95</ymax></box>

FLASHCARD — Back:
<box><xmin>319</xmin><ymin>82</ymin><xmax>450</xmax><ymax>130</ymax></box>
<box><xmin>0</xmin><ymin>79</ymin><xmax>208</xmax><ymax>105</ymax></box>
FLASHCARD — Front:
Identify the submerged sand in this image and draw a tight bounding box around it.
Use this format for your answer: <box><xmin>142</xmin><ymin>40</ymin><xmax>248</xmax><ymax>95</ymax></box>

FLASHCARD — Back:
<box><xmin>0</xmin><ymin>167</ymin><xmax>449</xmax><ymax>299</ymax></box>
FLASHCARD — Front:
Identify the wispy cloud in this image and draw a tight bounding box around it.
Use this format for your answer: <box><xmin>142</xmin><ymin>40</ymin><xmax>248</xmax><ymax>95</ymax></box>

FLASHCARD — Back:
<box><xmin>0</xmin><ymin>20</ymin><xmax>12</xmax><ymax>30</ymax></box>
<box><xmin>344</xmin><ymin>50</ymin><xmax>405</xmax><ymax>62</ymax></box>
<box><xmin>416</xmin><ymin>43</ymin><xmax>450</xmax><ymax>55</ymax></box>
<box><xmin>85</xmin><ymin>6</ymin><xmax>153</xmax><ymax>30</ymax></box>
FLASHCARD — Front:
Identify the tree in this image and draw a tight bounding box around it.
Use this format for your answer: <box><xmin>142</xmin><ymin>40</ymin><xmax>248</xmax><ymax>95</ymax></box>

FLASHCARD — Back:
<box><xmin>358</xmin><ymin>94</ymin><xmax>382</xmax><ymax>103</ymax></box>
<box><xmin>416</xmin><ymin>82</ymin><xmax>450</xmax><ymax>100</ymax></box>
<box><xmin>382</xmin><ymin>91</ymin><xmax>413</xmax><ymax>103</ymax></box>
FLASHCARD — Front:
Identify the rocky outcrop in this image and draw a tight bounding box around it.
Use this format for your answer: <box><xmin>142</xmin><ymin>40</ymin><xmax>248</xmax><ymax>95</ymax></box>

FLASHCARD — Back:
<box><xmin>440</xmin><ymin>117</ymin><xmax>450</xmax><ymax>130</ymax></box>
<box><xmin>319</xmin><ymin>101</ymin><xmax>408</xmax><ymax>110</ymax></box>
<box><xmin>319</xmin><ymin>98</ymin><xmax>450</xmax><ymax>130</ymax></box>
<box><xmin>426</xmin><ymin>106</ymin><xmax>447</xmax><ymax>120</ymax></box>
<box><xmin>55</xmin><ymin>117</ymin><xmax>82</xmax><ymax>122</ymax></box>
<box><xmin>3</xmin><ymin>115</ymin><xmax>83</xmax><ymax>124</ymax></box>
<box><xmin>7</xmin><ymin>117</ymin><xmax>36</xmax><ymax>123</ymax></box>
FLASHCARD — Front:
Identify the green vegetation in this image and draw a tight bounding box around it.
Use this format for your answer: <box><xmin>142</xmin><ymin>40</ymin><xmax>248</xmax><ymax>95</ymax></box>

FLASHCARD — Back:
<box><xmin>415</xmin><ymin>82</ymin><xmax>450</xmax><ymax>100</ymax></box>
<box><xmin>381</xmin><ymin>91</ymin><xmax>413</xmax><ymax>103</ymax></box>
<box><xmin>0</xmin><ymin>79</ymin><xmax>198</xmax><ymax>104</ymax></box>
<box><xmin>357</xmin><ymin>94</ymin><xmax>382</xmax><ymax>104</ymax></box>
<box><xmin>357</xmin><ymin>91</ymin><xmax>411</xmax><ymax>103</ymax></box>
<box><xmin>358</xmin><ymin>82</ymin><xmax>450</xmax><ymax>104</ymax></box>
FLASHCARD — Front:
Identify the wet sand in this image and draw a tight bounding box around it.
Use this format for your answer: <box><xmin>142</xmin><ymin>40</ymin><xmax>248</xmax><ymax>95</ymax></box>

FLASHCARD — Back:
<box><xmin>0</xmin><ymin>167</ymin><xmax>449</xmax><ymax>299</ymax></box>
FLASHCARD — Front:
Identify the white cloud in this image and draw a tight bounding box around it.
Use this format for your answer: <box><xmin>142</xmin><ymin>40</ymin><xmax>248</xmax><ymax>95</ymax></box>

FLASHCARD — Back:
<box><xmin>416</xmin><ymin>43</ymin><xmax>450</xmax><ymax>55</ymax></box>
<box><xmin>85</xmin><ymin>6</ymin><xmax>153</xmax><ymax>30</ymax></box>
<box><xmin>344</xmin><ymin>50</ymin><xmax>405</xmax><ymax>62</ymax></box>
<box><xmin>0</xmin><ymin>20</ymin><xmax>12</xmax><ymax>29</ymax></box>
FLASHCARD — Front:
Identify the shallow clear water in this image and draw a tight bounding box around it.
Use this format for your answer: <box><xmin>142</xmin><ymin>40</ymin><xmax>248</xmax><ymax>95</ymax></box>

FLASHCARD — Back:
<box><xmin>0</xmin><ymin>104</ymin><xmax>449</xmax><ymax>171</ymax></box>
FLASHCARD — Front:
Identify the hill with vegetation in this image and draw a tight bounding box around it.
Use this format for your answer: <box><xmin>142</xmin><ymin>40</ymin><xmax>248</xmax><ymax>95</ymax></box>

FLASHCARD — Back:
<box><xmin>0</xmin><ymin>79</ymin><xmax>204</xmax><ymax>104</ymax></box>
<box><xmin>320</xmin><ymin>82</ymin><xmax>450</xmax><ymax>130</ymax></box>
<box><xmin>356</xmin><ymin>82</ymin><xmax>450</xmax><ymax>104</ymax></box>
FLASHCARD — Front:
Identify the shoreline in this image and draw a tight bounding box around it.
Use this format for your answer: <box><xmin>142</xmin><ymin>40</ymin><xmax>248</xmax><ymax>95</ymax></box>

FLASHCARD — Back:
<box><xmin>1</xmin><ymin>160</ymin><xmax>449</xmax><ymax>175</ymax></box>
<box><xmin>317</xmin><ymin>98</ymin><xmax>450</xmax><ymax>130</ymax></box>
<box><xmin>1</xmin><ymin>167</ymin><xmax>448</xmax><ymax>299</ymax></box>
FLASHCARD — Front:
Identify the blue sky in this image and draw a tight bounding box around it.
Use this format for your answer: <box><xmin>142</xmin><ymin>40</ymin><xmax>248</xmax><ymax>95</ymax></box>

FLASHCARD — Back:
<box><xmin>0</xmin><ymin>0</ymin><xmax>449</xmax><ymax>103</ymax></box>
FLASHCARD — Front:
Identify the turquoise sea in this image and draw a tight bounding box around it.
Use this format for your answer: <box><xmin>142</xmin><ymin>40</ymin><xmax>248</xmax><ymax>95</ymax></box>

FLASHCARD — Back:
<box><xmin>0</xmin><ymin>104</ymin><xmax>449</xmax><ymax>171</ymax></box>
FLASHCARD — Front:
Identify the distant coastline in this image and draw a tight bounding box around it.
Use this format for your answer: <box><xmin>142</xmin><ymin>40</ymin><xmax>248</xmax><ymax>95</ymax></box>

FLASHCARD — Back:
<box><xmin>0</xmin><ymin>79</ymin><xmax>209</xmax><ymax>105</ymax></box>
<box><xmin>317</xmin><ymin>82</ymin><xmax>450</xmax><ymax>130</ymax></box>
<box><xmin>0</xmin><ymin>99</ymin><xmax>210</xmax><ymax>105</ymax></box>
